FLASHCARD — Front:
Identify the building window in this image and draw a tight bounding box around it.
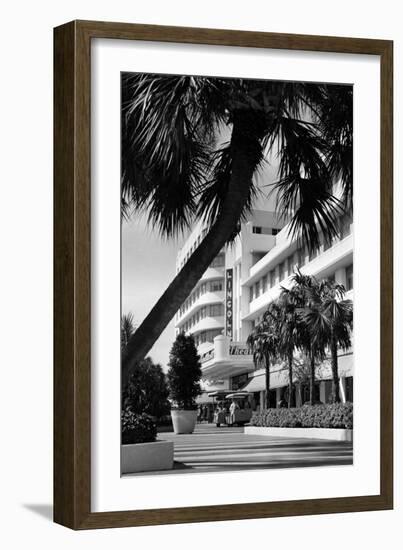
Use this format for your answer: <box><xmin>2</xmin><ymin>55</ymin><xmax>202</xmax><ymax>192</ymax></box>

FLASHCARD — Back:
<box><xmin>297</xmin><ymin>247</ymin><xmax>305</xmax><ymax>267</ymax></box>
<box><xmin>346</xmin><ymin>264</ymin><xmax>353</xmax><ymax>290</ymax></box>
<box><xmin>210</xmin><ymin>254</ymin><xmax>225</xmax><ymax>268</ymax></box>
<box><xmin>269</xmin><ymin>270</ymin><xmax>275</xmax><ymax>287</ymax></box>
<box><xmin>210</xmin><ymin>280</ymin><xmax>223</xmax><ymax>292</ymax></box>
<box><xmin>339</xmin><ymin>213</ymin><xmax>352</xmax><ymax>239</ymax></box>
<box><xmin>326</xmin><ymin>273</ymin><xmax>336</xmax><ymax>284</ymax></box>
<box><xmin>262</xmin><ymin>275</ymin><xmax>268</xmax><ymax>293</ymax></box>
<box><xmin>231</xmin><ymin>373</ymin><xmax>249</xmax><ymax>390</ymax></box>
<box><xmin>249</xmin><ymin>287</ymin><xmax>254</xmax><ymax>303</ymax></box>
<box><xmin>210</xmin><ymin>304</ymin><xmax>224</xmax><ymax>317</ymax></box>
<box><xmin>287</xmin><ymin>255</ymin><xmax>294</xmax><ymax>276</ymax></box>
<box><xmin>252</xmin><ymin>226</ymin><xmax>262</xmax><ymax>234</ymax></box>
<box><xmin>279</xmin><ymin>262</ymin><xmax>284</xmax><ymax>281</ymax></box>
<box><xmin>345</xmin><ymin>376</ymin><xmax>354</xmax><ymax>402</ymax></box>
<box><xmin>272</xmin><ymin>228</ymin><xmax>280</xmax><ymax>236</ymax></box>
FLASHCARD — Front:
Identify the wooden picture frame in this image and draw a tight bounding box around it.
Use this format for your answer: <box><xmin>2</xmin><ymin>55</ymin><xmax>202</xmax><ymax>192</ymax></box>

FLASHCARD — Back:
<box><xmin>54</xmin><ymin>20</ymin><xmax>393</xmax><ymax>530</ymax></box>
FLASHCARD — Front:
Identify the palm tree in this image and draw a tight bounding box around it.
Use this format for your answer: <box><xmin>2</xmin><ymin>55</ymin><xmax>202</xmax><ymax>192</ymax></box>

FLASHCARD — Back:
<box><xmin>121</xmin><ymin>74</ymin><xmax>352</xmax><ymax>382</ymax></box>
<box><xmin>121</xmin><ymin>312</ymin><xmax>136</xmax><ymax>357</ymax></box>
<box><xmin>247</xmin><ymin>303</ymin><xmax>279</xmax><ymax>409</ymax></box>
<box><xmin>286</xmin><ymin>270</ymin><xmax>324</xmax><ymax>405</ymax></box>
<box><xmin>276</xmin><ymin>287</ymin><xmax>306</xmax><ymax>408</ymax></box>
<box><xmin>302</xmin><ymin>280</ymin><xmax>353</xmax><ymax>403</ymax></box>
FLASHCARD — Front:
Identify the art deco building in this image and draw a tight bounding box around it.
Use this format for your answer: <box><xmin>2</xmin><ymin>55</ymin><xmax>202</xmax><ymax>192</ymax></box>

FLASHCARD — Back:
<box><xmin>175</xmin><ymin>207</ymin><xmax>353</xmax><ymax>409</ymax></box>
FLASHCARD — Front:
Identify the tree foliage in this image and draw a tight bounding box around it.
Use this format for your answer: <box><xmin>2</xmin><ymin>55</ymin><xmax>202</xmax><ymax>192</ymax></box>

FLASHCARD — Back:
<box><xmin>122</xmin><ymin>75</ymin><xmax>352</xmax><ymax>249</ymax></box>
<box><xmin>121</xmin><ymin>312</ymin><xmax>136</xmax><ymax>355</ymax></box>
<box><xmin>167</xmin><ymin>333</ymin><xmax>202</xmax><ymax>410</ymax></box>
<box><xmin>121</xmin><ymin>74</ymin><xmax>353</xmax><ymax>377</ymax></box>
<box><xmin>122</xmin><ymin>357</ymin><xmax>171</xmax><ymax>419</ymax></box>
<box><xmin>251</xmin><ymin>269</ymin><xmax>353</xmax><ymax>407</ymax></box>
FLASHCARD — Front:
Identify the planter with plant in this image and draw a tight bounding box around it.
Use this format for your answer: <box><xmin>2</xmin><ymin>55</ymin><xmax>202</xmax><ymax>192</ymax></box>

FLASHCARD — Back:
<box><xmin>120</xmin><ymin>408</ymin><xmax>174</xmax><ymax>474</ymax></box>
<box><xmin>167</xmin><ymin>333</ymin><xmax>202</xmax><ymax>434</ymax></box>
<box><xmin>245</xmin><ymin>403</ymin><xmax>353</xmax><ymax>441</ymax></box>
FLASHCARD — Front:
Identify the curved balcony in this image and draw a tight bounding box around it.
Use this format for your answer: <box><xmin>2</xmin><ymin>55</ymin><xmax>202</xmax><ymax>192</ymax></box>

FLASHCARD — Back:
<box><xmin>243</xmin><ymin>234</ymin><xmax>353</xmax><ymax>321</ymax></box>
<box><xmin>199</xmin><ymin>266</ymin><xmax>225</xmax><ymax>282</ymax></box>
<box><xmin>176</xmin><ymin>290</ymin><xmax>224</xmax><ymax>326</ymax></box>
<box><xmin>187</xmin><ymin>316</ymin><xmax>224</xmax><ymax>336</ymax></box>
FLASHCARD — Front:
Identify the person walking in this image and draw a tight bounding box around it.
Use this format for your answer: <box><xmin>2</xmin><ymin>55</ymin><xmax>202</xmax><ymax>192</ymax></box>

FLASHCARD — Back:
<box><xmin>229</xmin><ymin>399</ymin><xmax>239</xmax><ymax>426</ymax></box>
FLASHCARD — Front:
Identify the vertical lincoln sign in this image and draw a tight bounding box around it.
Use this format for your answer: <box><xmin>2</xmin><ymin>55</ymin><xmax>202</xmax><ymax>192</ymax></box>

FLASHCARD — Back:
<box><xmin>225</xmin><ymin>268</ymin><xmax>233</xmax><ymax>339</ymax></box>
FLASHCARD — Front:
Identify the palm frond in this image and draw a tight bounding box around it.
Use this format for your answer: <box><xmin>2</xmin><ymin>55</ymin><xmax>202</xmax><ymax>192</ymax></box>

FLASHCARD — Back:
<box><xmin>197</xmin><ymin>144</ymin><xmax>261</xmax><ymax>242</ymax></box>
<box><xmin>122</xmin><ymin>73</ymin><xmax>221</xmax><ymax>237</ymax></box>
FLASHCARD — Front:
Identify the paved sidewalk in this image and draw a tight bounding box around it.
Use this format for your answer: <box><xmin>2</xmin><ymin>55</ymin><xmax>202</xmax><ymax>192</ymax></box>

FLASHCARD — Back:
<box><xmin>157</xmin><ymin>423</ymin><xmax>353</xmax><ymax>473</ymax></box>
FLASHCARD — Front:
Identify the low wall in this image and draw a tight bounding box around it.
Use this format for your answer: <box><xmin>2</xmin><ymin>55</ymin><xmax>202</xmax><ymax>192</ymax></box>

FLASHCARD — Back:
<box><xmin>121</xmin><ymin>440</ymin><xmax>174</xmax><ymax>474</ymax></box>
<box><xmin>245</xmin><ymin>426</ymin><xmax>353</xmax><ymax>442</ymax></box>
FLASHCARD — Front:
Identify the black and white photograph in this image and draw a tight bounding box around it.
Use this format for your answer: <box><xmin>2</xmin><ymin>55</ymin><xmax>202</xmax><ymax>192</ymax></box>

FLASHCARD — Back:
<box><xmin>0</xmin><ymin>0</ymin><xmax>397</xmax><ymax>543</ymax></box>
<box><xmin>120</xmin><ymin>73</ymin><xmax>354</xmax><ymax>476</ymax></box>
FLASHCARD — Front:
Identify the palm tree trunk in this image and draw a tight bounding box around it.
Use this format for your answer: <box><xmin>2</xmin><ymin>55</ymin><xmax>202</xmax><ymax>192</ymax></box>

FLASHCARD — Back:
<box><xmin>287</xmin><ymin>352</ymin><xmax>293</xmax><ymax>408</ymax></box>
<box><xmin>330</xmin><ymin>332</ymin><xmax>340</xmax><ymax>403</ymax></box>
<box><xmin>265</xmin><ymin>353</ymin><xmax>271</xmax><ymax>409</ymax></box>
<box><xmin>123</xmin><ymin>113</ymin><xmax>265</xmax><ymax>386</ymax></box>
<box><xmin>310</xmin><ymin>350</ymin><xmax>316</xmax><ymax>406</ymax></box>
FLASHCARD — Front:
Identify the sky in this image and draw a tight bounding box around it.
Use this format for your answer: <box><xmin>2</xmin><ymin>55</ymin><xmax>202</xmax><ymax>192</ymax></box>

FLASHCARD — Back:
<box><xmin>121</xmin><ymin>214</ymin><xmax>187</xmax><ymax>369</ymax></box>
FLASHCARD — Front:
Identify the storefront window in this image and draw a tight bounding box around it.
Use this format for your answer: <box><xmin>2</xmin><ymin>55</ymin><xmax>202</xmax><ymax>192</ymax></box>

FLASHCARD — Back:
<box><xmin>231</xmin><ymin>373</ymin><xmax>249</xmax><ymax>390</ymax></box>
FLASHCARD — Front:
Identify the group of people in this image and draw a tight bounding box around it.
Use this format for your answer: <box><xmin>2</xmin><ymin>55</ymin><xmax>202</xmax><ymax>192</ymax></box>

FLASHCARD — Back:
<box><xmin>197</xmin><ymin>399</ymin><xmax>251</xmax><ymax>426</ymax></box>
<box><xmin>197</xmin><ymin>404</ymin><xmax>214</xmax><ymax>423</ymax></box>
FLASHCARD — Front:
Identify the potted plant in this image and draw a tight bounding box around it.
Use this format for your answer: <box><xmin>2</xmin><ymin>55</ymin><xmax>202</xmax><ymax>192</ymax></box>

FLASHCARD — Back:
<box><xmin>167</xmin><ymin>333</ymin><xmax>202</xmax><ymax>434</ymax></box>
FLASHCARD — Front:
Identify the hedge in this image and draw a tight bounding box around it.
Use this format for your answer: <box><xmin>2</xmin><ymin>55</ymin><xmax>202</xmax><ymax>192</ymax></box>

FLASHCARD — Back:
<box><xmin>121</xmin><ymin>409</ymin><xmax>157</xmax><ymax>444</ymax></box>
<box><xmin>250</xmin><ymin>403</ymin><xmax>353</xmax><ymax>430</ymax></box>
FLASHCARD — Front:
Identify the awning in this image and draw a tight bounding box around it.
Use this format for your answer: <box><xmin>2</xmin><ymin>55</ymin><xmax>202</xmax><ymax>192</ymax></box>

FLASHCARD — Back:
<box><xmin>225</xmin><ymin>391</ymin><xmax>254</xmax><ymax>399</ymax></box>
<box><xmin>195</xmin><ymin>393</ymin><xmax>216</xmax><ymax>405</ymax></box>
<box><xmin>241</xmin><ymin>368</ymin><xmax>289</xmax><ymax>392</ymax></box>
<box><xmin>240</xmin><ymin>352</ymin><xmax>354</xmax><ymax>393</ymax></box>
<box><xmin>240</xmin><ymin>374</ymin><xmax>266</xmax><ymax>393</ymax></box>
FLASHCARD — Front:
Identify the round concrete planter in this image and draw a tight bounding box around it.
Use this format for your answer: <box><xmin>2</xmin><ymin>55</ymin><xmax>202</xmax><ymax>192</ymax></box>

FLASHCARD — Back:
<box><xmin>171</xmin><ymin>410</ymin><xmax>198</xmax><ymax>434</ymax></box>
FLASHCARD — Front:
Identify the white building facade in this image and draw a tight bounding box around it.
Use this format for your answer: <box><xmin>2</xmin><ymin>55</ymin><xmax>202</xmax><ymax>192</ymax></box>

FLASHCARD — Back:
<box><xmin>175</xmin><ymin>208</ymin><xmax>353</xmax><ymax>409</ymax></box>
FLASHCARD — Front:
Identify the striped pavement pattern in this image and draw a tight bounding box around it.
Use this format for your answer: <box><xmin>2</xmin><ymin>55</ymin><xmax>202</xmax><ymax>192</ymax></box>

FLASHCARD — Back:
<box><xmin>157</xmin><ymin>423</ymin><xmax>353</xmax><ymax>473</ymax></box>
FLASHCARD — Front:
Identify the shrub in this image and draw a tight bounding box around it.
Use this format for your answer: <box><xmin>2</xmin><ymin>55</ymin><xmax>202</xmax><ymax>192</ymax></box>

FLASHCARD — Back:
<box><xmin>122</xmin><ymin>357</ymin><xmax>171</xmax><ymax>420</ymax></box>
<box><xmin>250</xmin><ymin>403</ymin><xmax>353</xmax><ymax>430</ymax></box>
<box><xmin>121</xmin><ymin>409</ymin><xmax>157</xmax><ymax>444</ymax></box>
<box><xmin>167</xmin><ymin>333</ymin><xmax>202</xmax><ymax>410</ymax></box>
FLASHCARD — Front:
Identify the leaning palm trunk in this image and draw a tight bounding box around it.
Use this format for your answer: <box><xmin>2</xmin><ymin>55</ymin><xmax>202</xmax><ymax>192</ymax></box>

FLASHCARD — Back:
<box><xmin>330</xmin><ymin>332</ymin><xmax>341</xmax><ymax>403</ymax></box>
<box><xmin>265</xmin><ymin>353</ymin><xmax>271</xmax><ymax>409</ymax></box>
<box><xmin>309</xmin><ymin>350</ymin><xmax>316</xmax><ymax>406</ymax></box>
<box><xmin>122</xmin><ymin>114</ymin><xmax>265</xmax><ymax>386</ymax></box>
<box><xmin>287</xmin><ymin>352</ymin><xmax>293</xmax><ymax>408</ymax></box>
